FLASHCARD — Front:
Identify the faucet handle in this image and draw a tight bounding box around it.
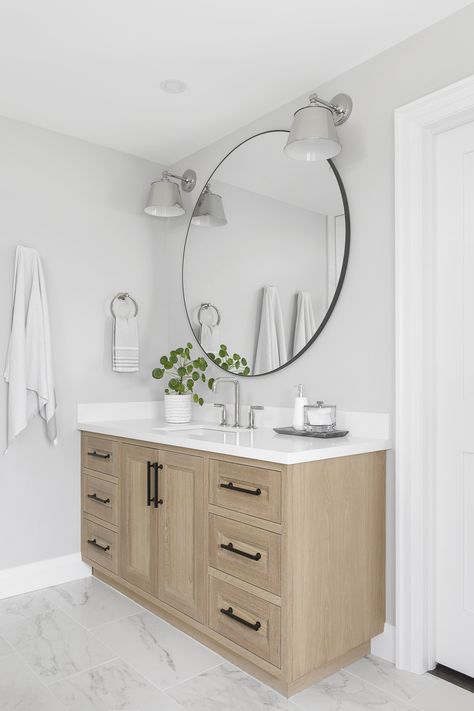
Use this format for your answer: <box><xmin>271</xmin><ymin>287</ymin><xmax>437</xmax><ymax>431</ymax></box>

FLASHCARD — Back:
<box><xmin>247</xmin><ymin>405</ymin><xmax>264</xmax><ymax>430</ymax></box>
<box><xmin>214</xmin><ymin>403</ymin><xmax>227</xmax><ymax>427</ymax></box>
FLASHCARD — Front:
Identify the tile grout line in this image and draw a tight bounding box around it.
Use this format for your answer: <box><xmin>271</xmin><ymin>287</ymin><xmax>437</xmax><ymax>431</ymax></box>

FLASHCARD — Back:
<box><xmin>342</xmin><ymin>668</ymin><xmax>427</xmax><ymax>710</ymax></box>
<box><xmin>161</xmin><ymin>660</ymin><xmax>228</xmax><ymax>692</ymax></box>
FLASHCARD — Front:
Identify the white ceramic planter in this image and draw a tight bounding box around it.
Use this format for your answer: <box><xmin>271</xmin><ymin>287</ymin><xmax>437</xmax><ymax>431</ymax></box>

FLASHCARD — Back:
<box><xmin>164</xmin><ymin>393</ymin><xmax>193</xmax><ymax>423</ymax></box>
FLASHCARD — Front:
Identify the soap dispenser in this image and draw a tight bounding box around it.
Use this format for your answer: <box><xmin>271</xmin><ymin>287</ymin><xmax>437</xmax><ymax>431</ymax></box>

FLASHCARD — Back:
<box><xmin>292</xmin><ymin>384</ymin><xmax>308</xmax><ymax>431</ymax></box>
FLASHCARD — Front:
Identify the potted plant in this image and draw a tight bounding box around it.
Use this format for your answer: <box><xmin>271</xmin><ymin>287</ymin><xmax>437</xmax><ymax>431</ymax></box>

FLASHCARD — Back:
<box><xmin>152</xmin><ymin>343</ymin><xmax>214</xmax><ymax>423</ymax></box>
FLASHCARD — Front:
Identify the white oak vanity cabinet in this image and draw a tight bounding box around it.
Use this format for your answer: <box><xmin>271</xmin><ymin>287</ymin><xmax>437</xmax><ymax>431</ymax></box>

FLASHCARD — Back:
<box><xmin>81</xmin><ymin>431</ymin><xmax>386</xmax><ymax>696</ymax></box>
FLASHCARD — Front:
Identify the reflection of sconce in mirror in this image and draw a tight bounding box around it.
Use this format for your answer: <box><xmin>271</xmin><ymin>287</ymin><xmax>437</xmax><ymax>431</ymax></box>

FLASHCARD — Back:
<box><xmin>144</xmin><ymin>169</ymin><xmax>197</xmax><ymax>217</ymax></box>
<box><xmin>191</xmin><ymin>184</ymin><xmax>227</xmax><ymax>227</ymax></box>
<box><xmin>284</xmin><ymin>93</ymin><xmax>352</xmax><ymax>161</ymax></box>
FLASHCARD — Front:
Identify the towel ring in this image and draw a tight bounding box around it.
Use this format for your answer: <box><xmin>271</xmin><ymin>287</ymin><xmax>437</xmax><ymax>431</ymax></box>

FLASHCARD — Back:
<box><xmin>110</xmin><ymin>292</ymin><xmax>138</xmax><ymax>318</ymax></box>
<box><xmin>198</xmin><ymin>302</ymin><xmax>220</xmax><ymax>326</ymax></box>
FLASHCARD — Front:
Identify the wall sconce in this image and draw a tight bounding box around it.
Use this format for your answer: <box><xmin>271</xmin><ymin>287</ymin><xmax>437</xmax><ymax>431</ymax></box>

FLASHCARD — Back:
<box><xmin>191</xmin><ymin>184</ymin><xmax>227</xmax><ymax>227</ymax></box>
<box><xmin>284</xmin><ymin>93</ymin><xmax>352</xmax><ymax>161</ymax></box>
<box><xmin>144</xmin><ymin>169</ymin><xmax>197</xmax><ymax>217</ymax></box>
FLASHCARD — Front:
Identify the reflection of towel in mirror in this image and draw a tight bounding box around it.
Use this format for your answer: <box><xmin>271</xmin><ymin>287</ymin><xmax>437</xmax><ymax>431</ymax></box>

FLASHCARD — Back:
<box><xmin>254</xmin><ymin>285</ymin><xmax>288</xmax><ymax>374</ymax></box>
<box><xmin>293</xmin><ymin>291</ymin><xmax>316</xmax><ymax>357</ymax></box>
<box><xmin>113</xmin><ymin>316</ymin><xmax>139</xmax><ymax>372</ymax></box>
<box><xmin>200</xmin><ymin>323</ymin><xmax>221</xmax><ymax>356</ymax></box>
<box><xmin>4</xmin><ymin>245</ymin><xmax>57</xmax><ymax>451</ymax></box>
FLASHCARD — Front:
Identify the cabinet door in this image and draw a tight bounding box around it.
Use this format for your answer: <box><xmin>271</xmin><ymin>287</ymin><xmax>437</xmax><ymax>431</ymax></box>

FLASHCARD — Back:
<box><xmin>157</xmin><ymin>450</ymin><xmax>206</xmax><ymax>622</ymax></box>
<box><xmin>120</xmin><ymin>444</ymin><xmax>158</xmax><ymax>594</ymax></box>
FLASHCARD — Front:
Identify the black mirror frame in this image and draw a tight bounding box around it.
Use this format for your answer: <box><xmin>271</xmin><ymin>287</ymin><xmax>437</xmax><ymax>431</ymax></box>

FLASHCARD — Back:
<box><xmin>182</xmin><ymin>129</ymin><xmax>350</xmax><ymax>378</ymax></box>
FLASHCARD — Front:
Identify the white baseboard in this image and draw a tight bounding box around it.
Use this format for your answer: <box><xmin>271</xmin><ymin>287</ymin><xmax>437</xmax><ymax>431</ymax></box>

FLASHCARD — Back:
<box><xmin>371</xmin><ymin>623</ymin><xmax>396</xmax><ymax>663</ymax></box>
<box><xmin>0</xmin><ymin>553</ymin><xmax>91</xmax><ymax>599</ymax></box>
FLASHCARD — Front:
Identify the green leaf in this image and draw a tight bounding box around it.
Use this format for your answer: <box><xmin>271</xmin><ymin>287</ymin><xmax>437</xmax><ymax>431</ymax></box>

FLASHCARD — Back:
<box><xmin>177</xmin><ymin>366</ymin><xmax>186</xmax><ymax>377</ymax></box>
<box><xmin>243</xmin><ymin>366</ymin><xmax>250</xmax><ymax>376</ymax></box>
<box><xmin>214</xmin><ymin>357</ymin><xmax>221</xmax><ymax>365</ymax></box>
<box><xmin>152</xmin><ymin>368</ymin><xmax>164</xmax><ymax>379</ymax></box>
<box><xmin>159</xmin><ymin>356</ymin><xmax>168</xmax><ymax>366</ymax></box>
<box><xmin>192</xmin><ymin>371</ymin><xmax>199</xmax><ymax>381</ymax></box>
<box><xmin>165</xmin><ymin>388</ymin><xmax>170</xmax><ymax>394</ymax></box>
<box><xmin>201</xmin><ymin>373</ymin><xmax>206</xmax><ymax>382</ymax></box>
<box><xmin>187</xmin><ymin>364</ymin><xmax>193</xmax><ymax>373</ymax></box>
<box><xmin>187</xmin><ymin>342</ymin><xmax>193</xmax><ymax>350</ymax></box>
<box><xmin>241</xmin><ymin>357</ymin><xmax>247</xmax><ymax>366</ymax></box>
<box><xmin>226</xmin><ymin>358</ymin><xmax>233</xmax><ymax>366</ymax></box>
<box><xmin>170</xmin><ymin>350</ymin><xmax>176</xmax><ymax>358</ymax></box>
<box><xmin>198</xmin><ymin>397</ymin><xmax>204</xmax><ymax>406</ymax></box>
<box><xmin>170</xmin><ymin>354</ymin><xmax>178</xmax><ymax>365</ymax></box>
<box><xmin>193</xmin><ymin>393</ymin><xmax>199</xmax><ymax>403</ymax></box>
<box><xmin>176</xmin><ymin>347</ymin><xmax>183</xmax><ymax>355</ymax></box>
<box><xmin>208</xmin><ymin>377</ymin><xmax>215</xmax><ymax>390</ymax></box>
<box><xmin>168</xmin><ymin>378</ymin><xmax>178</xmax><ymax>389</ymax></box>
<box><xmin>208</xmin><ymin>353</ymin><xmax>216</xmax><ymax>361</ymax></box>
<box><xmin>222</xmin><ymin>363</ymin><xmax>229</xmax><ymax>370</ymax></box>
<box><xmin>233</xmin><ymin>353</ymin><xmax>239</xmax><ymax>361</ymax></box>
<box><xmin>218</xmin><ymin>349</ymin><xmax>226</xmax><ymax>358</ymax></box>
<box><xmin>187</xmin><ymin>379</ymin><xmax>194</xmax><ymax>390</ymax></box>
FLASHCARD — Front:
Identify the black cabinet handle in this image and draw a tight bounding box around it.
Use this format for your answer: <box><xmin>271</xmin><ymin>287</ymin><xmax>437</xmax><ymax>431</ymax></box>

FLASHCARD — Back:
<box><xmin>87</xmin><ymin>451</ymin><xmax>111</xmax><ymax>460</ymax></box>
<box><xmin>146</xmin><ymin>461</ymin><xmax>153</xmax><ymax>506</ymax></box>
<box><xmin>87</xmin><ymin>493</ymin><xmax>110</xmax><ymax>505</ymax></box>
<box><xmin>87</xmin><ymin>538</ymin><xmax>110</xmax><ymax>552</ymax></box>
<box><xmin>153</xmin><ymin>463</ymin><xmax>163</xmax><ymax>507</ymax></box>
<box><xmin>220</xmin><ymin>481</ymin><xmax>261</xmax><ymax>496</ymax></box>
<box><xmin>220</xmin><ymin>606</ymin><xmax>261</xmax><ymax>631</ymax></box>
<box><xmin>220</xmin><ymin>542</ymin><xmax>261</xmax><ymax>561</ymax></box>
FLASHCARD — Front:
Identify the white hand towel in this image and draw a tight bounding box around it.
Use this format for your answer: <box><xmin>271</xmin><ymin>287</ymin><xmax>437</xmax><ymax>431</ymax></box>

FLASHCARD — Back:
<box><xmin>113</xmin><ymin>316</ymin><xmax>139</xmax><ymax>372</ymax></box>
<box><xmin>254</xmin><ymin>285</ymin><xmax>288</xmax><ymax>374</ymax></box>
<box><xmin>293</xmin><ymin>291</ymin><xmax>317</xmax><ymax>356</ymax></box>
<box><xmin>4</xmin><ymin>246</ymin><xmax>57</xmax><ymax>450</ymax></box>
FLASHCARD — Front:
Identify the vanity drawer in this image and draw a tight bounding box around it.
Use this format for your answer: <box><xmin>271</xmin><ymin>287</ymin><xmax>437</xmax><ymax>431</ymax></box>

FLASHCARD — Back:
<box><xmin>82</xmin><ymin>518</ymin><xmax>119</xmax><ymax>574</ymax></box>
<box><xmin>209</xmin><ymin>514</ymin><xmax>281</xmax><ymax>595</ymax></box>
<box><xmin>209</xmin><ymin>460</ymin><xmax>281</xmax><ymax>523</ymax></box>
<box><xmin>83</xmin><ymin>470</ymin><xmax>119</xmax><ymax>527</ymax></box>
<box><xmin>209</xmin><ymin>576</ymin><xmax>280</xmax><ymax>667</ymax></box>
<box><xmin>82</xmin><ymin>435</ymin><xmax>120</xmax><ymax>477</ymax></box>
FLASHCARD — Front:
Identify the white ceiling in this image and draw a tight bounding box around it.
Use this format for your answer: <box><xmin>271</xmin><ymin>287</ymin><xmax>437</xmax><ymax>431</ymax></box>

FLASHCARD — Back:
<box><xmin>0</xmin><ymin>0</ymin><xmax>470</xmax><ymax>165</ymax></box>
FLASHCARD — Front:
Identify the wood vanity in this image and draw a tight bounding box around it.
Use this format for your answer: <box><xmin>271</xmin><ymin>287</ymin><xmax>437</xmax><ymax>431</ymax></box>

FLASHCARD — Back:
<box><xmin>80</xmin><ymin>430</ymin><xmax>386</xmax><ymax>696</ymax></box>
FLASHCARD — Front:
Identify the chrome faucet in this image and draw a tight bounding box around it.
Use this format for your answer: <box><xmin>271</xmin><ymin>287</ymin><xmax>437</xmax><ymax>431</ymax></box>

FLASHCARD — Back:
<box><xmin>212</xmin><ymin>377</ymin><xmax>241</xmax><ymax>428</ymax></box>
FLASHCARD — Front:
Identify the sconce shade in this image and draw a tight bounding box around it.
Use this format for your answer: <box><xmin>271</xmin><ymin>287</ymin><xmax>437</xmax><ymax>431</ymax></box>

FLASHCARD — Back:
<box><xmin>144</xmin><ymin>179</ymin><xmax>184</xmax><ymax>217</ymax></box>
<box><xmin>284</xmin><ymin>105</ymin><xmax>341</xmax><ymax>161</ymax></box>
<box><xmin>191</xmin><ymin>187</ymin><xmax>227</xmax><ymax>227</ymax></box>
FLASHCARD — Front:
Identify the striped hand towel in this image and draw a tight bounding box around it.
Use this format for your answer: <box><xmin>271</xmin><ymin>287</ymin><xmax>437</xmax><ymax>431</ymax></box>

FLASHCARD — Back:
<box><xmin>112</xmin><ymin>315</ymin><xmax>139</xmax><ymax>372</ymax></box>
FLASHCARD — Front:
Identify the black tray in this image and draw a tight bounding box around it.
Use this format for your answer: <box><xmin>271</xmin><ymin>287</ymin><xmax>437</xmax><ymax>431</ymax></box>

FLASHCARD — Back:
<box><xmin>273</xmin><ymin>426</ymin><xmax>349</xmax><ymax>439</ymax></box>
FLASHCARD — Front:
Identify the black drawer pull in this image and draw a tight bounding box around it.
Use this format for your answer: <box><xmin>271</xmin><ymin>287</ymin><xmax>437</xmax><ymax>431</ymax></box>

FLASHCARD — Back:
<box><xmin>220</xmin><ymin>606</ymin><xmax>261</xmax><ymax>631</ymax></box>
<box><xmin>220</xmin><ymin>542</ymin><xmax>261</xmax><ymax>561</ymax></box>
<box><xmin>87</xmin><ymin>493</ymin><xmax>110</xmax><ymax>505</ymax></box>
<box><xmin>153</xmin><ymin>462</ymin><xmax>163</xmax><ymax>507</ymax></box>
<box><xmin>87</xmin><ymin>538</ymin><xmax>110</xmax><ymax>552</ymax></box>
<box><xmin>87</xmin><ymin>451</ymin><xmax>111</xmax><ymax>460</ymax></box>
<box><xmin>220</xmin><ymin>481</ymin><xmax>261</xmax><ymax>496</ymax></box>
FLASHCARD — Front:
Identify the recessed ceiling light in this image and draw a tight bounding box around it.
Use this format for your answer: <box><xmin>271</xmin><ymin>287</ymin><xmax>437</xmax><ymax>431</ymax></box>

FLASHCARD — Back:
<box><xmin>160</xmin><ymin>79</ymin><xmax>187</xmax><ymax>94</ymax></box>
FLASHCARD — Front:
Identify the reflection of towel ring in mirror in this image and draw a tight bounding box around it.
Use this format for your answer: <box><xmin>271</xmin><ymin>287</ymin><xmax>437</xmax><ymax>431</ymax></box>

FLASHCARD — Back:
<box><xmin>110</xmin><ymin>292</ymin><xmax>139</xmax><ymax>318</ymax></box>
<box><xmin>198</xmin><ymin>302</ymin><xmax>220</xmax><ymax>326</ymax></box>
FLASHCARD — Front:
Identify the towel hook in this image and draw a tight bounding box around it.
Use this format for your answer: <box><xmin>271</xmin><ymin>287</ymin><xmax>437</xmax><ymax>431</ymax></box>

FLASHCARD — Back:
<box><xmin>198</xmin><ymin>302</ymin><xmax>220</xmax><ymax>326</ymax></box>
<box><xmin>110</xmin><ymin>292</ymin><xmax>138</xmax><ymax>318</ymax></box>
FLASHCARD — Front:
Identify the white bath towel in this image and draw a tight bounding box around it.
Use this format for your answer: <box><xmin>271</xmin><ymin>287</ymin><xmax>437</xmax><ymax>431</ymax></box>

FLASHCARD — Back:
<box><xmin>113</xmin><ymin>316</ymin><xmax>139</xmax><ymax>372</ymax></box>
<box><xmin>4</xmin><ymin>246</ymin><xmax>57</xmax><ymax>450</ymax></box>
<box><xmin>293</xmin><ymin>291</ymin><xmax>317</xmax><ymax>356</ymax></box>
<box><xmin>200</xmin><ymin>323</ymin><xmax>221</xmax><ymax>355</ymax></box>
<box><xmin>254</xmin><ymin>285</ymin><xmax>288</xmax><ymax>374</ymax></box>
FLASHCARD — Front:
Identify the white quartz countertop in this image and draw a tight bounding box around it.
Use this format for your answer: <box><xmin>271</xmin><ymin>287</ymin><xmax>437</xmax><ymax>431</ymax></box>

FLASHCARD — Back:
<box><xmin>77</xmin><ymin>417</ymin><xmax>391</xmax><ymax>465</ymax></box>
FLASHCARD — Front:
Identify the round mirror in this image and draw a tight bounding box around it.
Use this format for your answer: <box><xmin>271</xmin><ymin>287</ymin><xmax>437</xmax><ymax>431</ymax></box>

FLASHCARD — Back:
<box><xmin>182</xmin><ymin>130</ymin><xmax>350</xmax><ymax>376</ymax></box>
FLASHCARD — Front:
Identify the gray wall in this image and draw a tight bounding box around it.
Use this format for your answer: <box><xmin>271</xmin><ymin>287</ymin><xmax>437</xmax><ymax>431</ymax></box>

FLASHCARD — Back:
<box><xmin>166</xmin><ymin>4</ymin><xmax>474</xmax><ymax>626</ymax></box>
<box><xmin>0</xmin><ymin>116</ymin><xmax>166</xmax><ymax>569</ymax></box>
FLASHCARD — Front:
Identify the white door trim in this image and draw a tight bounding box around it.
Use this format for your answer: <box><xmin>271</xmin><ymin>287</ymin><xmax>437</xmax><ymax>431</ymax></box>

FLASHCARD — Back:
<box><xmin>395</xmin><ymin>73</ymin><xmax>474</xmax><ymax>673</ymax></box>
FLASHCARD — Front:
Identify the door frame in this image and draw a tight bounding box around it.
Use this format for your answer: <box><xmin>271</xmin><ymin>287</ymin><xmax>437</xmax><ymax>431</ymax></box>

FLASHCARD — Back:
<box><xmin>395</xmin><ymin>74</ymin><xmax>474</xmax><ymax>673</ymax></box>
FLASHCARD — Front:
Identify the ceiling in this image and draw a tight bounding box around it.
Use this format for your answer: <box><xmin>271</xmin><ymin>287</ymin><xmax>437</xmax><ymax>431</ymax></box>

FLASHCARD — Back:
<box><xmin>0</xmin><ymin>0</ymin><xmax>471</xmax><ymax>165</ymax></box>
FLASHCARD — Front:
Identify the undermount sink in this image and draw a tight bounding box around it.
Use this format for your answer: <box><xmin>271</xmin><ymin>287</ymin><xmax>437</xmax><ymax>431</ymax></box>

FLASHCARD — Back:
<box><xmin>152</xmin><ymin>424</ymin><xmax>244</xmax><ymax>434</ymax></box>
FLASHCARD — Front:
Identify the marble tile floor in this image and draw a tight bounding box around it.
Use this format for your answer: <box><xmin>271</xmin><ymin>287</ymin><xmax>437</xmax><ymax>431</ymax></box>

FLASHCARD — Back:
<box><xmin>0</xmin><ymin>576</ymin><xmax>472</xmax><ymax>710</ymax></box>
